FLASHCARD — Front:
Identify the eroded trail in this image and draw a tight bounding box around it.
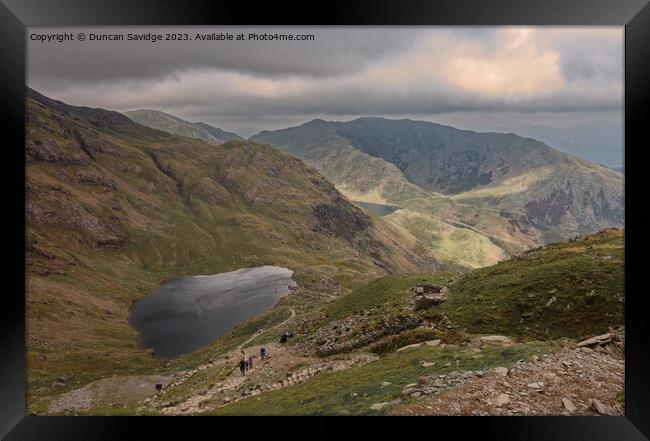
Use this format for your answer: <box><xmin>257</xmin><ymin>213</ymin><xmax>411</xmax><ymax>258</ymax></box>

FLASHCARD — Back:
<box><xmin>145</xmin><ymin>343</ymin><xmax>376</xmax><ymax>415</ymax></box>
<box><xmin>237</xmin><ymin>307</ymin><xmax>296</xmax><ymax>350</ymax></box>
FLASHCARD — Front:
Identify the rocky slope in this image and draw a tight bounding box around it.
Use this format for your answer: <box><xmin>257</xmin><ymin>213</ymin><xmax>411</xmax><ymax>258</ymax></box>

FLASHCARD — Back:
<box><xmin>389</xmin><ymin>333</ymin><xmax>624</xmax><ymax>416</ymax></box>
<box><xmin>26</xmin><ymin>89</ymin><xmax>434</xmax><ymax>412</ymax></box>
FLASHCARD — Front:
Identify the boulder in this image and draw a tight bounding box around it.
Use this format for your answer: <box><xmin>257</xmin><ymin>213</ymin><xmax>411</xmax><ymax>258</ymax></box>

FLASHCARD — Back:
<box><xmin>495</xmin><ymin>393</ymin><xmax>510</xmax><ymax>407</ymax></box>
<box><xmin>415</xmin><ymin>295</ymin><xmax>445</xmax><ymax>310</ymax></box>
<box><xmin>562</xmin><ymin>398</ymin><xmax>577</xmax><ymax>413</ymax></box>
<box><xmin>397</xmin><ymin>343</ymin><xmax>423</xmax><ymax>352</ymax></box>
<box><xmin>381</xmin><ymin>381</ymin><xmax>392</xmax><ymax>388</ymax></box>
<box><xmin>425</xmin><ymin>339</ymin><xmax>441</xmax><ymax>347</ymax></box>
<box><xmin>493</xmin><ymin>367</ymin><xmax>509</xmax><ymax>377</ymax></box>
<box><xmin>479</xmin><ymin>335</ymin><xmax>513</xmax><ymax>346</ymax></box>
<box><xmin>402</xmin><ymin>388</ymin><xmax>420</xmax><ymax>396</ymax></box>
<box><xmin>577</xmin><ymin>333</ymin><xmax>612</xmax><ymax>348</ymax></box>
<box><xmin>589</xmin><ymin>399</ymin><xmax>613</xmax><ymax>415</ymax></box>
<box><xmin>370</xmin><ymin>402</ymin><xmax>391</xmax><ymax>411</ymax></box>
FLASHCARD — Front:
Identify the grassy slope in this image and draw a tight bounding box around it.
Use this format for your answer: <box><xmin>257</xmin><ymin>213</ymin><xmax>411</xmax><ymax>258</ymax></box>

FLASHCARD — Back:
<box><xmin>25</xmin><ymin>90</ymin><xmax>432</xmax><ymax>411</ymax></box>
<box><xmin>324</xmin><ymin>273</ymin><xmax>455</xmax><ymax>321</ymax></box>
<box><xmin>278</xmin><ymin>229</ymin><xmax>623</xmax><ymax>358</ymax></box>
<box><xmin>440</xmin><ymin>228</ymin><xmax>624</xmax><ymax>340</ymax></box>
<box><xmin>384</xmin><ymin>210</ymin><xmax>509</xmax><ymax>269</ymax></box>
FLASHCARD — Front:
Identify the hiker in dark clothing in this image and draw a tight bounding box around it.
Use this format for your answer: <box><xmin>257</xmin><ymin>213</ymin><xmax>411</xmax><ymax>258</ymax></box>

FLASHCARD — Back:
<box><xmin>239</xmin><ymin>358</ymin><xmax>246</xmax><ymax>376</ymax></box>
<box><xmin>260</xmin><ymin>346</ymin><xmax>266</xmax><ymax>360</ymax></box>
<box><xmin>248</xmin><ymin>355</ymin><xmax>253</xmax><ymax>370</ymax></box>
<box><xmin>155</xmin><ymin>383</ymin><xmax>163</xmax><ymax>395</ymax></box>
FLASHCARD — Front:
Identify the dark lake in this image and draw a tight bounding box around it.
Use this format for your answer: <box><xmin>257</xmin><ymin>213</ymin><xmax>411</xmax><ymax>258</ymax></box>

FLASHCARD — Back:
<box><xmin>129</xmin><ymin>266</ymin><xmax>295</xmax><ymax>359</ymax></box>
<box><xmin>354</xmin><ymin>201</ymin><xmax>399</xmax><ymax>217</ymax></box>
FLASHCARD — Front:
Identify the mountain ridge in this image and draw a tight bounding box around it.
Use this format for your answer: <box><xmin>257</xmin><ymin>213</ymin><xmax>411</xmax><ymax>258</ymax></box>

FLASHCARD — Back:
<box><xmin>123</xmin><ymin>108</ymin><xmax>243</xmax><ymax>145</ymax></box>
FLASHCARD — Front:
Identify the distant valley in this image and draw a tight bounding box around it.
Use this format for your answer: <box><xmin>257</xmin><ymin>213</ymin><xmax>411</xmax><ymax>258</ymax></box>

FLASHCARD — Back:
<box><xmin>252</xmin><ymin>117</ymin><xmax>624</xmax><ymax>268</ymax></box>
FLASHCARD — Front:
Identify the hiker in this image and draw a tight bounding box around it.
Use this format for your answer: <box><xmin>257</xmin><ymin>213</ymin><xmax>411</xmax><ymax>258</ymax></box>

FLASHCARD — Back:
<box><xmin>248</xmin><ymin>355</ymin><xmax>253</xmax><ymax>370</ymax></box>
<box><xmin>239</xmin><ymin>357</ymin><xmax>246</xmax><ymax>376</ymax></box>
<box><xmin>260</xmin><ymin>346</ymin><xmax>266</xmax><ymax>360</ymax></box>
<box><xmin>155</xmin><ymin>383</ymin><xmax>163</xmax><ymax>395</ymax></box>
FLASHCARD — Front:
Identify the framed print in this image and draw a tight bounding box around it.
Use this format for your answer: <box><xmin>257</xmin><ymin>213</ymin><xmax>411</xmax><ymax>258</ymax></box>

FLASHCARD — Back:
<box><xmin>1</xmin><ymin>0</ymin><xmax>649</xmax><ymax>439</ymax></box>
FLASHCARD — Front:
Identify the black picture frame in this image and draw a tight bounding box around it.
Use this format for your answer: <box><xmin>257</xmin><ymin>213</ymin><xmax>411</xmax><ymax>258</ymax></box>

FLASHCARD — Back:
<box><xmin>1</xmin><ymin>0</ymin><xmax>648</xmax><ymax>439</ymax></box>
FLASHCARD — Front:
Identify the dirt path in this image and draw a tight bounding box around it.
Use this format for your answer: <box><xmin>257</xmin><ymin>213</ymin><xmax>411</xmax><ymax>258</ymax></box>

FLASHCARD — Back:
<box><xmin>237</xmin><ymin>307</ymin><xmax>295</xmax><ymax>350</ymax></box>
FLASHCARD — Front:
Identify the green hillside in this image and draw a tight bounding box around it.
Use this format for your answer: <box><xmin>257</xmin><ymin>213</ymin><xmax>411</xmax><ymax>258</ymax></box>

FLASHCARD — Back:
<box><xmin>440</xmin><ymin>228</ymin><xmax>624</xmax><ymax>340</ymax></box>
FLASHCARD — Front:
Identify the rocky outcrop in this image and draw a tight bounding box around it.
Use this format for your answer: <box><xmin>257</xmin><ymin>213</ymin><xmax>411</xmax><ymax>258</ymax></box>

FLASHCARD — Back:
<box><xmin>313</xmin><ymin>315</ymin><xmax>420</xmax><ymax>357</ymax></box>
<box><xmin>312</xmin><ymin>197</ymin><xmax>371</xmax><ymax>242</ymax></box>
<box><xmin>413</xmin><ymin>284</ymin><xmax>447</xmax><ymax>310</ymax></box>
<box><xmin>27</xmin><ymin>184</ymin><xmax>129</xmax><ymax>249</ymax></box>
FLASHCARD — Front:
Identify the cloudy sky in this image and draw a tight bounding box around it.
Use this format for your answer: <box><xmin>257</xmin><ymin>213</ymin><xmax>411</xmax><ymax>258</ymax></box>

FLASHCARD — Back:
<box><xmin>27</xmin><ymin>26</ymin><xmax>624</xmax><ymax>168</ymax></box>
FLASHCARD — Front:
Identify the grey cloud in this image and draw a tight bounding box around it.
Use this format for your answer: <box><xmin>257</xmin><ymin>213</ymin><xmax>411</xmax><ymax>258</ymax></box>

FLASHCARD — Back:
<box><xmin>27</xmin><ymin>26</ymin><xmax>623</xmax><ymax>138</ymax></box>
<box><xmin>28</xmin><ymin>26</ymin><xmax>431</xmax><ymax>86</ymax></box>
